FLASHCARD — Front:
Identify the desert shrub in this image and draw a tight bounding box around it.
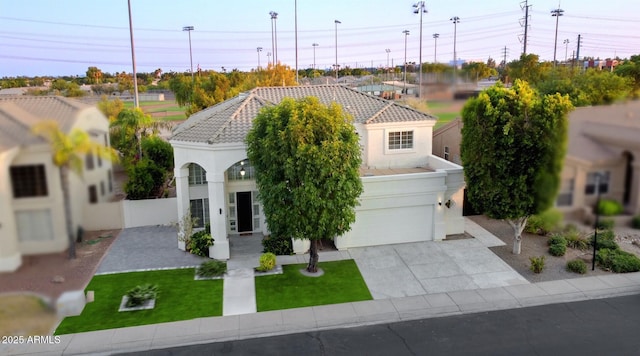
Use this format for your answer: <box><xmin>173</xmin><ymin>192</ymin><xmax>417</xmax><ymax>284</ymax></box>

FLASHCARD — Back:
<box><xmin>632</xmin><ymin>215</ymin><xmax>640</xmax><ymax>229</ymax></box>
<box><xmin>188</xmin><ymin>230</ymin><xmax>213</xmax><ymax>257</ymax></box>
<box><xmin>566</xmin><ymin>259</ymin><xmax>587</xmax><ymax>274</ymax></box>
<box><xmin>256</xmin><ymin>252</ymin><xmax>277</xmax><ymax>272</ymax></box>
<box><xmin>125</xmin><ymin>284</ymin><xmax>158</xmax><ymax>307</ymax></box>
<box><xmin>547</xmin><ymin>234</ymin><xmax>567</xmax><ymax>246</ymax></box>
<box><xmin>590</xmin><ymin>229</ymin><xmax>619</xmax><ymax>251</ymax></box>
<box><xmin>549</xmin><ymin>243</ymin><xmax>567</xmax><ymax>257</ymax></box>
<box><xmin>529</xmin><ymin>256</ymin><xmax>545</xmax><ymax>273</ymax></box>
<box><xmin>597</xmin><ymin>199</ymin><xmax>624</xmax><ymax>216</ymax></box>
<box><xmin>596</xmin><ymin>248</ymin><xmax>640</xmax><ymax>273</ymax></box>
<box><xmin>563</xmin><ymin>229</ymin><xmax>589</xmax><ymax>250</ymax></box>
<box><xmin>197</xmin><ymin>260</ymin><xmax>227</xmax><ymax>277</ymax></box>
<box><xmin>262</xmin><ymin>235</ymin><xmax>293</xmax><ymax>255</ymax></box>
<box><xmin>525</xmin><ymin>209</ymin><xmax>563</xmax><ymax>235</ymax></box>
<box><xmin>596</xmin><ymin>218</ymin><xmax>615</xmax><ymax>230</ymax></box>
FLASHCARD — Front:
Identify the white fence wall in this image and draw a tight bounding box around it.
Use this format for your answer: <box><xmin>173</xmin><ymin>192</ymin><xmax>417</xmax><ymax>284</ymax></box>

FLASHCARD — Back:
<box><xmin>123</xmin><ymin>198</ymin><xmax>178</xmax><ymax>228</ymax></box>
<box><xmin>83</xmin><ymin>198</ymin><xmax>178</xmax><ymax>230</ymax></box>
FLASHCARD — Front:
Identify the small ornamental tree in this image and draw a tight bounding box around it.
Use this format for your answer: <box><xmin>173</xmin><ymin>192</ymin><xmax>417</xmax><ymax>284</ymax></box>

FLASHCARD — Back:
<box><xmin>246</xmin><ymin>97</ymin><xmax>363</xmax><ymax>273</ymax></box>
<box><xmin>461</xmin><ymin>80</ymin><xmax>573</xmax><ymax>254</ymax></box>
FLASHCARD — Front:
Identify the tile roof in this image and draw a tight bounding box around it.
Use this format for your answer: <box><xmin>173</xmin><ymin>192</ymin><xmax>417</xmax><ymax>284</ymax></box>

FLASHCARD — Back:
<box><xmin>171</xmin><ymin>85</ymin><xmax>436</xmax><ymax>145</ymax></box>
<box><xmin>0</xmin><ymin>96</ymin><xmax>91</xmax><ymax>152</ymax></box>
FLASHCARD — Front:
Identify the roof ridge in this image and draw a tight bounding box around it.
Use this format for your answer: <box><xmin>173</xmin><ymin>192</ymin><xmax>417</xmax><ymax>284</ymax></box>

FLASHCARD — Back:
<box><xmin>365</xmin><ymin>101</ymin><xmax>395</xmax><ymax>124</ymax></box>
<box><xmin>207</xmin><ymin>93</ymin><xmax>257</xmax><ymax>144</ymax></box>
<box><xmin>0</xmin><ymin>101</ymin><xmax>42</xmax><ymax>130</ymax></box>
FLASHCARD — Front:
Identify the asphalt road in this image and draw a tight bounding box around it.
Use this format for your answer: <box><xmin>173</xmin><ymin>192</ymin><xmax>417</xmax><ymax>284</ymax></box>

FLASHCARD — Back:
<box><xmin>118</xmin><ymin>294</ymin><xmax>640</xmax><ymax>356</ymax></box>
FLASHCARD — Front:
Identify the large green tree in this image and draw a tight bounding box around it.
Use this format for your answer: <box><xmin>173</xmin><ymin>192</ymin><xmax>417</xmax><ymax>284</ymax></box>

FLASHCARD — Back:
<box><xmin>246</xmin><ymin>97</ymin><xmax>363</xmax><ymax>272</ymax></box>
<box><xmin>616</xmin><ymin>55</ymin><xmax>640</xmax><ymax>97</ymax></box>
<box><xmin>461</xmin><ymin>80</ymin><xmax>572</xmax><ymax>254</ymax></box>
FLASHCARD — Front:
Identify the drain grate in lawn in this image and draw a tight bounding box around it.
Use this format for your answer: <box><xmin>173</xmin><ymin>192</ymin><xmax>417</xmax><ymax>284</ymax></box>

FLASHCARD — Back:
<box><xmin>54</xmin><ymin>268</ymin><xmax>223</xmax><ymax>335</ymax></box>
<box><xmin>255</xmin><ymin>259</ymin><xmax>372</xmax><ymax>312</ymax></box>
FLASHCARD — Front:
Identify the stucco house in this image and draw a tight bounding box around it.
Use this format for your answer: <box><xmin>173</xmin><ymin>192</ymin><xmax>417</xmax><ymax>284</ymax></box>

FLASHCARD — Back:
<box><xmin>0</xmin><ymin>96</ymin><xmax>115</xmax><ymax>272</ymax></box>
<box><xmin>170</xmin><ymin>85</ymin><xmax>465</xmax><ymax>259</ymax></box>
<box><xmin>432</xmin><ymin>101</ymin><xmax>640</xmax><ymax>218</ymax></box>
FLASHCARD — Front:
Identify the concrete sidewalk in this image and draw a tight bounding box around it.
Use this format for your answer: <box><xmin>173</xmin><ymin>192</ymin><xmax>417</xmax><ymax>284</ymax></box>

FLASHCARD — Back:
<box><xmin>6</xmin><ymin>272</ymin><xmax>640</xmax><ymax>356</ymax></box>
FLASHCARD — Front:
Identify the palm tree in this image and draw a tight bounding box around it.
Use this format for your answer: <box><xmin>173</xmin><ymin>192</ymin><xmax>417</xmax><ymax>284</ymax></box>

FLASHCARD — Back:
<box><xmin>32</xmin><ymin>120</ymin><xmax>118</xmax><ymax>259</ymax></box>
<box><xmin>109</xmin><ymin>108</ymin><xmax>171</xmax><ymax>163</ymax></box>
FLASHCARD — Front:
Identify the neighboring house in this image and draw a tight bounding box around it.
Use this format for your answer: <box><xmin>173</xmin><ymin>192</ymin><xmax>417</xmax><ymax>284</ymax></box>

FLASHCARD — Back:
<box><xmin>557</xmin><ymin>101</ymin><xmax>640</xmax><ymax>218</ymax></box>
<box><xmin>431</xmin><ymin>101</ymin><xmax>640</xmax><ymax>218</ymax></box>
<box><xmin>432</xmin><ymin>117</ymin><xmax>463</xmax><ymax>165</ymax></box>
<box><xmin>0</xmin><ymin>96</ymin><xmax>115</xmax><ymax>272</ymax></box>
<box><xmin>170</xmin><ymin>85</ymin><xmax>465</xmax><ymax>259</ymax></box>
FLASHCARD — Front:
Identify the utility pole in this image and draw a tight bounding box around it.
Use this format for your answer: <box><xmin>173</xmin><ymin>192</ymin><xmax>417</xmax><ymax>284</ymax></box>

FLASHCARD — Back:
<box><xmin>433</xmin><ymin>33</ymin><xmax>439</xmax><ymax>63</ymax></box>
<box><xmin>413</xmin><ymin>1</ymin><xmax>427</xmax><ymax>99</ymax></box>
<box><xmin>127</xmin><ymin>0</ymin><xmax>139</xmax><ymax>108</ymax></box>
<box><xmin>450</xmin><ymin>16</ymin><xmax>460</xmax><ymax>86</ymax></box>
<box><xmin>576</xmin><ymin>34</ymin><xmax>582</xmax><ymax>68</ymax></box>
<box><xmin>403</xmin><ymin>30</ymin><xmax>410</xmax><ymax>94</ymax></box>
<box><xmin>295</xmin><ymin>0</ymin><xmax>298</xmax><ymax>83</ymax></box>
<box><xmin>520</xmin><ymin>0</ymin><xmax>531</xmax><ymax>55</ymax></box>
<box><xmin>551</xmin><ymin>7</ymin><xmax>564</xmax><ymax>67</ymax></box>
<box><xmin>334</xmin><ymin>20</ymin><xmax>341</xmax><ymax>81</ymax></box>
<box><xmin>502</xmin><ymin>46</ymin><xmax>509</xmax><ymax>70</ymax></box>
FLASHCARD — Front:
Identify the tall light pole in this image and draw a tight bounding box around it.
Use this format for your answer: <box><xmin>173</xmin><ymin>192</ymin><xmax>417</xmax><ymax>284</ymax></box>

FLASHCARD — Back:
<box><xmin>295</xmin><ymin>0</ymin><xmax>298</xmax><ymax>83</ymax></box>
<box><xmin>413</xmin><ymin>1</ymin><xmax>427</xmax><ymax>99</ymax></box>
<box><xmin>385</xmin><ymin>48</ymin><xmax>391</xmax><ymax>81</ymax></box>
<box><xmin>183</xmin><ymin>26</ymin><xmax>194</xmax><ymax>80</ymax></box>
<box><xmin>450</xmin><ymin>16</ymin><xmax>460</xmax><ymax>85</ymax></box>
<box><xmin>403</xmin><ymin>30</ymin><xmax>410</xmax><ymax>94</ymax></box>
<box><xmin>257</xmin><ymin>47</ymin><xmax>263</xmax><ymax>69</ymax></box>
<box><xmin>551</xmin><ymin>7</ymin><xmax>564</xmax><ymax>67</ymax></box>
<box><xmin>127</xmin><ymin>0</ymin><xmax>139</xmax><ymax>108</ymax></box>
<box><xmin>334</xmin><ymin>20</ymin><xmax>341</xmax><ymax>81</ymax></box>
<box><xmin>433</xmin><ymin>33</ymin><xmax>439</xmax><ymax>63</ymax></box>
<box><xmin>312</xmin><ymin>43</ymin><xmax>319</xmax><ymax>69</ymax></box>
<box><xmin>563</xmin><ymin>39</ymin><xmax>570</xmax><ymax>63</ymax></box>
<box><xmin>270</xmin><ymin>11</ymin><xmax>278</xmax><ymax>65</ymax></box>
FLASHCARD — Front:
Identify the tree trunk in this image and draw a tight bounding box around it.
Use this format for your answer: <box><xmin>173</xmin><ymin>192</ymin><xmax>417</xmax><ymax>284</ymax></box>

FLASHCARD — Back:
<box><xmin>307</xmin><ymin>239</ymin><xmax>319</xmax><ymax>273</ymax></box>
<box><xmin>507</xmin><ymin>217</ymin><xmax>528</xmax><ymax>255</ymax></box>
<box><xmin>60</xmin><ymin>166</ymin><xmax>76</xmax><ymax>259</ymax></box>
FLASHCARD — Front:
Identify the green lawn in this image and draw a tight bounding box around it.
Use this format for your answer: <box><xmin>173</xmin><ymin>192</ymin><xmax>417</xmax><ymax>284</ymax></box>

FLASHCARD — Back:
<box><xmin>434</xmin><ymin>112</ymin><xmax>460</xmax><ymax>129</ymax></box>
<box><xmin>147</xmin><ymin>106</ymin><xmax>185</xmax><ymax>113</ymax></box>
<box><xmin>54</xmin><ymin>268</ymin><xmax>223</xmax><ymax>335</ymax></box>
<box><xmin>123</xmin><ymin>101</ymin><xmax>165</xmax><ymax>108</ymax></box>
<box><xmin>255</xmin><ymin>260</ymin><xmax>372</xmax><ymax>312</ymax></box>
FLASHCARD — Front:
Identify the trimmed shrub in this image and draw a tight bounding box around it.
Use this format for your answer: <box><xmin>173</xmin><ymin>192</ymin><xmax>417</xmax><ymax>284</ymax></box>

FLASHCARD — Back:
<box><xmin>197</xmin><ymin>260</ymin><xmax>227</xmax><ymax>277</ymax></box>
<box><xmin>549</xmin><ymin>243</ymin><xmax>567</xmax><ymax>257</ymax></box>
<box><xmin>566</xmin><ymin>259</ymin><xmax>587</xmax><ymax>274</ymax></box>
<box><xmin>529</xmin><ymin>256</ymin><xmax>545</xmax><ymax>273</ymax></box>
<box><xmin>125</xmin><ymin>284</ymin><xmax>158</xmax><ymax>307</ymax></box>
<box><xmin>124</xmin><ymin>158</ymin><xmax>166</xmax><ymax>200</ymax></box>
<box><xmin>256</xmin><ymin>252</ymin><xmax>277</xmax><ymax>272</ymax></box>
<box><xmin>596</xmin><ymin>248</ymin><xmax>640</xmax><ymax>273</ymax></box>
<box><xmin>632</xmin><ymin>215</ymin><xmax>640</xmax><ymax>229</ymax></box>
<box><xmin>525</xmin><ymin>209</ymin><xmax>563</xmax><ymax>235</ymax></box>
<box><xmin>590</xmin><ymin>229</ymin><xmax>618</xmax><ymax>251</ymax></box>
<box><xmin>547</xmin><ymin>234</ymin><xmax>567</xmax><ymax>246</ymax></box>
<box><xmin>262</xmin><ymin>235</ymin><xmax>293</xmax><ymax>255</ymax></box>
<box><xmin>188</xmin><ymin>230</ymin><xmax>213</xmax><ymax>257</ymax></box>
<box><xmin>597</xmin><ymin>199</ymin><xmax>624</xmax><ymax>216</ymax></box>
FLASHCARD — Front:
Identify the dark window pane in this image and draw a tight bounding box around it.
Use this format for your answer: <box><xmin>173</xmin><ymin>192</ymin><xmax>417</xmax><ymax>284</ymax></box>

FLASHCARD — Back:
<box><xmin>10</xmin><ymin>165</ymin><xmax>48</xmax><ymax>198</ymax></box>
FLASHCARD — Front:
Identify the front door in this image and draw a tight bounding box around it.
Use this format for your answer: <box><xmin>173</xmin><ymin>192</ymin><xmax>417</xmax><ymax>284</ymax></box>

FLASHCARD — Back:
<box><xmin>236</xmin><ymin>191</ymin><xmax>253</xmax><ymax>233</ymax></box>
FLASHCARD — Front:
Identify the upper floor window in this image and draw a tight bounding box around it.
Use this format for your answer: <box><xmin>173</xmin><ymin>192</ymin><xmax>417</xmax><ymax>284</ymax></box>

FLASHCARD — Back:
<box><xmin>444</xmin><ymin>146</ymin><xmax>450</xmax><ymax>161</ymax></box>
<box><xmin>88</xmin><ymin>185</ymin><xmax>98</xmax><ymax>204</ymax></box>
<box><xmin>585</xmin><ymin>171</ymin><xmax>609</xmax><ymax>195</ymax></box>
<box><xmin>10</xmin><ymin>165</ymin><xmax>48</xmax><ymax>198</ymax></box>
<box><xmin>388</xmin><ymin>131</ymin><xmax>413</xmax><ymax>150</ymax></box>
<box><xmin>228</xmin><ymin>160</ymin><xmax>255</xmax><ymax>181</ymax></box>
<box><xmin>86</xmin><ymin>152</ymin><xmax>95</xmax><ymax>171</ymax></box>
<box><xmin>188</xmin><ymin>163</ymin><xmax>207</xmax><ymax>185</ymax></box>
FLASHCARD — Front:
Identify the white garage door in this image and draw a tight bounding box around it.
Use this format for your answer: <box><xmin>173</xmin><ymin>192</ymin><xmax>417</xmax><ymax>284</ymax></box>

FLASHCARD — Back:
<box><xmin>15</xmin><ymin>209</ymin><xmax>54</xmax><ymax>242</ymax></box>
<box><xmin>338</xmin><ymin>205</ymin><xmax>434</xmax><ymax>249</ymax></box>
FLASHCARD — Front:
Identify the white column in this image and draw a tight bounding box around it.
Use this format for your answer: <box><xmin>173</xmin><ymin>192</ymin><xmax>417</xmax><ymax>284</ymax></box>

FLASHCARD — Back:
<box><xmin>207</xmin><ymin>172</ymin><xmax>229</xmax><ymax>259</ymax></box>
<box><xmin>174</xmin><ymin>167</ymin><xmax>190</xmax><ymax>250</ymax></box>
<box><xmin>433</xmin><ymin>192</ymin><xmax>446</xmax><ymax>241</ymax></box>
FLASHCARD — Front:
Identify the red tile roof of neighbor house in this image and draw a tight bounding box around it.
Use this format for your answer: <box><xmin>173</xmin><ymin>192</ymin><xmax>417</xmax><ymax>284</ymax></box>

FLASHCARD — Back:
<box><xmin>171</xmin><ymin>85</ymin><xmax>437</xmax><ymax>145</ymax></box>
<box><xmin>0</xmin><ymin>96</ymin><xmax>91</xmax><ymax>152</ymax></box>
